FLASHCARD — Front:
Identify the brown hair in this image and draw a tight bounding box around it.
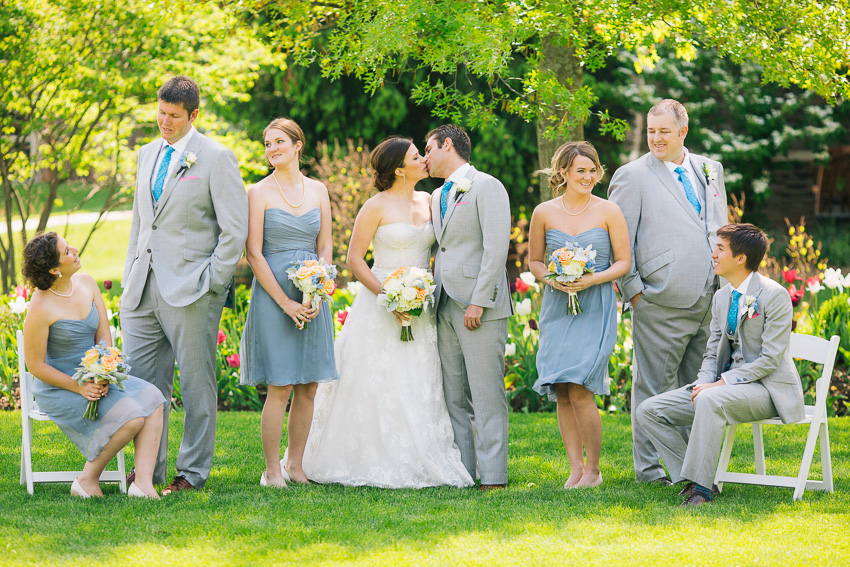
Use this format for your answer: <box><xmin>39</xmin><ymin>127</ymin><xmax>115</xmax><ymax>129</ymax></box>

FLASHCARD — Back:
<box><xmin>22</xmin><ymin>232</ymin><xmax>60</xmax><ymax>291</ymax></box>
<box><xmin>157</xmin><ymin>76</ymin><xmax>200</xmax><ymax>116</ymax></box>
<box><xmin>263</xmin><ymin>118</ymin><xmax>306</xmax><ymax>164</ymax></box>
<box><xmin>540</xmin><ymin>141</ymin><xmax>604</xmax><ymax>196</ymax></box>
<box><xmin>424</xmin><ymin>124</ymin><xmax>471</xmax><ymax>162</ymax></box>
<box><xmin>370</xmin><ymin>137</ymin><xmax>413</xmax><ymax>192</ymax></box>
<box><xmin>717</xmin><ymin>223</ymin><xmax>769</xmax><ymax>272</ymax></box>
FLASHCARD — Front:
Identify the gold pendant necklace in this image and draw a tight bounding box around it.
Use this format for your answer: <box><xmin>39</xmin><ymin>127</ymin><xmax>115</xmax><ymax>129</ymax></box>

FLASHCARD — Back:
<box><xmin>48</xmin><ymin>281</ymin><xmax>75</xmax><ymax>297</ymax></box>
<box><xmin>272</xmin><ymin>171</ymin><xmax>305</xmax><ymax>208</ymax></box>
<box><xmin>561</xmin><ymin>194</ymin><xmax>593</xmax><ymax>216</ymax></box>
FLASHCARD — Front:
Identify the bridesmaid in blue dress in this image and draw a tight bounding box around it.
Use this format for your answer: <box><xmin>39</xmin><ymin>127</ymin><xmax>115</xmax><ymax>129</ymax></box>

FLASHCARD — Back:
<box><xmin>528</xmin><ymin>142</ymin><xmax>630</xmax><ymax>489</ymax></box>
<box><xmin>22</xmin><ymin>233</ymin><xmax>166</xmax><ymax>499</ymax></box>
<box><xmin>240</xmin><ymin>118</ymin><xmax>337</xmax><ymax>487</ymax></box>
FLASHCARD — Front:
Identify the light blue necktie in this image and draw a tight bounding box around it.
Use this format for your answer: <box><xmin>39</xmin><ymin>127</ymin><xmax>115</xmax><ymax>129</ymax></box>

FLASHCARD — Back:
<box><xmin>674</xmin><ymin>166</ymin><xmax>701</xmax><ymax>215</ymax></box>
<box><xmin>439</xmin><ymin>180</ymin><xmax>454</xmax><ymax>219</ymax></box>
<box><xmin>152</xmin><ymin>146</ymin><xmax>175</xmax><ymax>203</ymax></box>
<box><xmin>728</xmin><ymin>290</ymin><xmax>742</xmax><ymax>335</ymax></box>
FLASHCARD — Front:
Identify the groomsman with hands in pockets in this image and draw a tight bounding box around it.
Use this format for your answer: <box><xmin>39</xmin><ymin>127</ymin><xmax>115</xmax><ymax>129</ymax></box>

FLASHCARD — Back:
<box><xmin>608</xmin><ymin>99</ymin><xmax>729</xmax><ymax>484</ymax></box>
<box><xmin>120</xmin><ymin>76</ymin><xmax>248</xmax><ymax>495</ymax></box>
<box><xmin>636</xmin><ymin>223</ymin><xmax>804</xmax><ymax>506</ymax></box>
<box><xmin>425</xmin><ymin>124</ymin><xmax>513</xmax><ymax>490</ymax></box>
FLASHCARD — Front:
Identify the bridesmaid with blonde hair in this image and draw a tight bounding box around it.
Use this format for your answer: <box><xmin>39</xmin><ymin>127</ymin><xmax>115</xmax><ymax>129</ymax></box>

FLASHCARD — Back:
<box><xmin>527</xmin><ymin>141</ymin><xmax>630</xmax><ymax>488</ymax></box>
<box><xmin>240</xmin><ymin>118</ymin><xmax>337</xmax><ymax>488</ymax></box>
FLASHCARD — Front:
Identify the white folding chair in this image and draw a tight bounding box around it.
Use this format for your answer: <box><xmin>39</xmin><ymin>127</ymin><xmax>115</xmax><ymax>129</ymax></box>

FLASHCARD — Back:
<box><xmin>18</xmin><ymin>330</ymin><xmax>127</xmax><ymax>495</ymax></box>
<box><xmin>714</xmin><ymin>333</ymin><xmax>839</xmax><ymax>501</ymax></box>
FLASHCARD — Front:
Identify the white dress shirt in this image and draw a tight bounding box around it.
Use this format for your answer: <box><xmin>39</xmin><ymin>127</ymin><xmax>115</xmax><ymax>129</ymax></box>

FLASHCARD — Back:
<box><xmin>444</xmin><ymin>162</ymin><xmax>472</xmax><ymax>202</ymax></box>
<box><xmin>663</xmin><ymin>147</ymin><xmax>702</xmax><ymax>209</ymax></box>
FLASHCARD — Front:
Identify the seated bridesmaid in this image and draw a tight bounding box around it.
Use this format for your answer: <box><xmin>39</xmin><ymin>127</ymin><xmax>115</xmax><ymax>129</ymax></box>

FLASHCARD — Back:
<box><xmin>22</xmin><ymin>232</ymin><xmax>166</xmax><ymax>499</ymax></box>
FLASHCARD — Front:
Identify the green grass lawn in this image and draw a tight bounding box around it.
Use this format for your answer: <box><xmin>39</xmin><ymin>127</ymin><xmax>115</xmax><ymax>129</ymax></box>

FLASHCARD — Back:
<box><xmin>1</xmin><ymin>411</ymin><xmax>848</xmax><ymax>566</ymax></box>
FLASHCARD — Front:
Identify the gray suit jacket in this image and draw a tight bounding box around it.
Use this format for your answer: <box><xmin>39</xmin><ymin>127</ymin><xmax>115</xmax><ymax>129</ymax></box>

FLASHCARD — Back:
<box><xmin>431</xmin><ymin>165</ymin><xmax>513</xmax><ymax>321</ymax></box>
<box><xmin>122</xmin><ymin>131</ymin><xmax>249</xmax><ymax>310</ymax></box>
<box><xmin>608</xmin><ymin>152</ymin><xmax>728</xmax><ymax>308</ymax></box>
<box><xmin>695</xmin><ymin>273</ymin><xmax>805</xmax><ymax>423</ymax></box>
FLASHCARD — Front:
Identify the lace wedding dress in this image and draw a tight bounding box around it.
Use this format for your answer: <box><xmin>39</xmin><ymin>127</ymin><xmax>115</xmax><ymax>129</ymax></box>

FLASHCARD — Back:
<box><xmin>300</xmin><ymin>222</ymin><xmax>473</xmax><ymax>488</ymax></box>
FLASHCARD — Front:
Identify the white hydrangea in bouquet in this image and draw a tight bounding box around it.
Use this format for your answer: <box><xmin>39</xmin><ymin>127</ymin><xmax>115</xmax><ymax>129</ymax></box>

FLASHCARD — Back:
<box><xmin>72</xmin><ymin>342</ymin><xmax>131</xmax><ymax>420</ymax></box>
<box><xmin>286</xmin><ymin>258</ymin><xmax>337</xmax><ymax>328</ymax></box>
<box><xmin>545</xmin><ymin>242</ymin><xmax>596</xmax><ymax>315</ymax></box>
<box><xmin>376</xmin><ymin>266</ymin><xmax>436</xmax><ymax>341</ymax></box>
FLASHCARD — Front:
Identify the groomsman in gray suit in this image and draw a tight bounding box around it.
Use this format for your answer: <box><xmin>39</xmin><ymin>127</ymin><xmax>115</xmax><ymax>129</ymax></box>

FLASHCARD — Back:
<box><xmin>636</xmin><ymin>223</ymin><xmax>804</xmax><ymax>506</ymax></box>
<box><xmin>425</xmin><ymin>124</ymin><xmax>513</xmax><ymax>490</ymax></box>
<box><xmin>120</xmin><ymin>76</ymin><xmax>248</xmax><ymax>494</ymax></box>
<box><xmin>608</xmin><ymin>99</ymin><xmax>728</xmax><ymax>483</ymax></box>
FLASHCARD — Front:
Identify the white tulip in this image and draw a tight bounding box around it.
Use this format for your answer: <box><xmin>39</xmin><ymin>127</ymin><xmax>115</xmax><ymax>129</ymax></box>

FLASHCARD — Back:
<box><xmin>807</xmin><ymin>280</ymin><xmax>824</xmax><ymax>294</ymax></box>
<box><xmin>515</xmin><ymin>298</ymin><xmax>532</xmax><ymax>316</ymax></box>
<box><xmin>9</xmin><ymin>296</ymin><xmax>28</xmax><ymax>315</ymax></box>
<box><xmin>504</xmin><ymin>343</ymin><xmax>517</xmax><ymax>357</ymax></box>
<box><xmin>823</xmin><ymin>268</ymin><xmax>844</xmax><ymax>291</ymax></box>
<box><xmin>346</xmin><ymin>281</ymin><xmax>362</xmax><ymax>295</ymax></box>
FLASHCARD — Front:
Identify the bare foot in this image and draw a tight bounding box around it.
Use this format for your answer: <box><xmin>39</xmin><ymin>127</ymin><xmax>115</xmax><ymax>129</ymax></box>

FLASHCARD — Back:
<box><xmin>262</xmin><ymin>471</ymin><xmax>288</xmax><ymax>488</ymax></box>
<box><xmin>286</xmin><ymin>467</ymin><xmax>311</xmax><ymax>484</ymax></box>
<box><xmin>573</xmin><ymin>472</ymin><xmax>603</xmax><ymax>488</ymax></box>
<box><xmin>563</xmin><ymin>471</ymin><xmax>584</xmax><ymax>489</ymax></box>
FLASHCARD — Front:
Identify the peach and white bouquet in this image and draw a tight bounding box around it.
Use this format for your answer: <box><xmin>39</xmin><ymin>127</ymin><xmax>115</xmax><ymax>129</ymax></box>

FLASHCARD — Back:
<box><xmin>72</xmin><ymin>342</ymin><xmax>131</xmax><ymax>420</ymax></box>
<box><xmin>377</xmin><ymin>266</ymin><xmax>436</xmax><ymax>341</ymax></box>
<box><xmin>286</xmin><ymin>258</ymin><xmax>337</xmax><ymax>327</ymax></box>
<box><xmin>545</xmin><ymin>242</ymin><xmax>596</xmax><ymax>315</ymax></box>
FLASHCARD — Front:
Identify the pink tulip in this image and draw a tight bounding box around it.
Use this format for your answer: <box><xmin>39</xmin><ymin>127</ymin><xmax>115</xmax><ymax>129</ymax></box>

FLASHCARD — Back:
<box><xmin>217</xmin><ymin>330</ymin><xmax>227</xmax><ymax>345</ymax></box>
<box><xmin>515</xmin><ymin>277</ymin><xmax>529</xmax><ymax>293</ymax></box>
<box><xmin>336</xmin><ymin>310</ymin><xmax>348</xmax><ymax>326</ymax></box>
<box><xmin>14</xmin><ymin>285</ymin><xmax>29</xmax><ymax>299</ymax></box>
<box><xmin>788</xmin><ymin>284</ymin><xmax>804</xmax><ymax>307</ymax></box>
<box><xmin>226</xmin><ymin>353</ymin><xmax>240</xmax><ymax>368</ymax></box>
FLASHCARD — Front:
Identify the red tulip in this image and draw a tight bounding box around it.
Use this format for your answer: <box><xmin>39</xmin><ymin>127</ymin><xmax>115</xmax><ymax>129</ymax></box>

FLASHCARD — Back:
<box><xmin>104</xmin><ymin>280</ymin><xmax>113</xmax><ymax>290</ymax></box>
<box><xmin>336</xmin><ymin>310</ymin><xmax>348</xmax><ymax>325</ymax></box>
<box><xmin>788</xmin><ymin>284</ymin><xmax>804</xmax><ymax>307</ymax></box>
<box><xmin>515</xmin><ymin>277</ymin><xmax>529</xmax><ymax>293</ymax></box>
<box><xmin>226</xmin><ymin>353</ymin><xmax>240</xmax><ymax>368</ymax></box>
<box><xmin>217</xmin><ymin>330</ymin><xmax>227</xmax><ymax>345</ymax></box>
<box><xmin>782</xmin><ymin>269</ymin><xmax>798</xmax><ymax>284</ymax></box>
<box><xmin>528</xmin><ymin>318</ymin><xmax>538</xmax><ymax>331</ymax></box>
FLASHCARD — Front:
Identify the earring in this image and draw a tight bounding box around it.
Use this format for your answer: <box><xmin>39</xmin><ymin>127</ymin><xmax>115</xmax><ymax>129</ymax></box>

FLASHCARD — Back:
<box><xmin>402</xmin><ymin>173</ymin><xmax>406</xmax><ymax>183</ymax></box>
<box><xmin>57</xmin><ymin>273</ymin><xmax>62</xmax><ymax>278</ymax></box>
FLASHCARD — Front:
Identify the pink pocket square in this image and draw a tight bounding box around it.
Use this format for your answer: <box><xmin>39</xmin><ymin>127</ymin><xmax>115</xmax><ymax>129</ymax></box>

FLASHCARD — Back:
<box><xmin>455</xmin><ymin>201</ymin><xmax>468</xmax><ymax>205</ymax></box>
<box><xmin>180</xmin><ymin>176</ymin><xmax>199</xmax><ymax>180</ymax></box>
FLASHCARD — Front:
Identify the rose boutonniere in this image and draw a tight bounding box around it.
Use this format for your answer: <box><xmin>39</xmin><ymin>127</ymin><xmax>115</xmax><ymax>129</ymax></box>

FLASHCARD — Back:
<box><xmin>175</xmin><ymin>151</ymin><xmax>197</xmax><ymax>177</ymax></box>
<box><xmin>744</xmin><ymin>295</ymin><xmax>759</xmax><ymax>319</ymax></box>
<box><xmin>702</xmin><ymin>162</ymin><xmax>717</xmax><ymax>184</ymax></box>
<box><xmin>453</xmin><ymin>178</ymin><xmax>472</xmax><ymax>202</ymax></box>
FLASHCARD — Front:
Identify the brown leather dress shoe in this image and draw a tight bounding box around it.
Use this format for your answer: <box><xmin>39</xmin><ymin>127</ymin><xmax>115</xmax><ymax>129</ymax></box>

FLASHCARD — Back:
<box><xmin>681</xmin><ymin>493</ymin><xmax>712</xmax><ymax>507</ymax></box>
<box><xmin>161</xmin><ymin>475</ymin><xmax>194</xmax><ymax>496</ymax></box>
<box><xmin>126</xmin><ymin>468</ymin><xmax>136</xmax><ymax>486</ymax></box>
<box><xmin>649</xmin><ymin>476</ymin><xmax>673</xmax><ymax>487</ymax></box>
<box><xmin>479</xmin><ymin>484</ymin><xmax>507</xmax><ymax>492</ymax></box>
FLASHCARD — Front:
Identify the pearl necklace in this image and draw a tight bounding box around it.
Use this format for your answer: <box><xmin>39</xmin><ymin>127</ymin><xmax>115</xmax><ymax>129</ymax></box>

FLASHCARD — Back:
<box><xmin>48</xmin><ymin>281</ymin><xmax>74</xmax><ymax>297</ymax></box>
<box><xmin>272</xmin><ymin>171</ymin><xmax>305</xmax><ymax>208</ymax></box>
<box><xmin>561</xmin><ymin>193</ymin><xmax>593</xmax><ymax>216</ymax></box>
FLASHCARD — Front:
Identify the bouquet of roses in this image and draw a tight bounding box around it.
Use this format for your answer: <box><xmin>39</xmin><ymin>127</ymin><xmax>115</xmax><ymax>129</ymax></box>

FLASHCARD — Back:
<box><xmin>376</xmin><ymin>266</ymin><xmax>436</xmax><ymax>341</ymax></box>
<box><xmin>71</xmin><ymin>342</ymin><xmax>131</xmax><ymax>420</ymax></box>
<box><xmin>544</xmin><ymin>242</ymin><xmax>596</xmax><ymax>315</ymax></box>
<box><xmin>286</xmin><ymin>258</ymin><xmax>337</xmax><ymax>328</ymax></box>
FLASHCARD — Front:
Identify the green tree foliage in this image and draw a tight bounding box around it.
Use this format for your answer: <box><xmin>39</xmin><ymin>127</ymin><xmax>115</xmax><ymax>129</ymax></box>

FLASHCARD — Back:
<box><xmin>241</xmin><ymin>0</ymin><xmax>850</xmax><ymax>169</ymax></box>
<box><xmin>0</xmin><ymin>0</ymin><xmax>272</xmax><ymax>292</ymax></box>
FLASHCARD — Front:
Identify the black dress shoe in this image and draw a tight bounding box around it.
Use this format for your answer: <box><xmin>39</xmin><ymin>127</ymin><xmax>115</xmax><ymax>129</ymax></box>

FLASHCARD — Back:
<box><xmin>126</xmin><ymin>468</ymin><xmax>136</xmax><ymax>486</ymax></box>
<box><xmin>649</xmin><ymin>476</ymin><xmax>673</xmax><ymax>486</ymax></box>
<box><xmin>679</xmin><ymin>482</ymin><xmax>720</xmax><ymax>497</ymax></box>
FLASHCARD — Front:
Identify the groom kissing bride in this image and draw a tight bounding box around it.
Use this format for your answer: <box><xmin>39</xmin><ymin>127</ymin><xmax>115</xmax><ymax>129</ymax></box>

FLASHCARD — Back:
<box><xmin>426</xmin><ymin>124</ymin><xmax>514</xmax><ymax>490</ymax></box>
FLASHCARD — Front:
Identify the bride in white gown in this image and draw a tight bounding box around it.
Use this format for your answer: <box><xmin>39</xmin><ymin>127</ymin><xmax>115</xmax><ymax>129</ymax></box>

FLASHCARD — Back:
<box><xmin>298</xmin><ymin>137</ymin><xmax>473</xmax><ymax>488</ymax></box>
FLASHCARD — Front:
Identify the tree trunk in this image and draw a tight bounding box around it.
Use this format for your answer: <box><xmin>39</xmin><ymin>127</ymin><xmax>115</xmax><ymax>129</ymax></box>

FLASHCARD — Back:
<box><xmin>535</xmin><ymin>34</ymin><xmax>583</xmax><ymax>200</ymax></box>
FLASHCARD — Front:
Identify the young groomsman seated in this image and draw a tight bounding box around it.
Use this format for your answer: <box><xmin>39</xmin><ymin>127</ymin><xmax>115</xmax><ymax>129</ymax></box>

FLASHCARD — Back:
<box><xmin>636</xmin><ymin>223</ymin><xmax>804</xmax><ymax>507</ymax></box>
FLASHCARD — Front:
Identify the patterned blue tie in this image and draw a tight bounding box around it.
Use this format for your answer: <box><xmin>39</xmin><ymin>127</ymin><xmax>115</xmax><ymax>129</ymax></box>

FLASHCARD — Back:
<box><xmin>674</xmin><ymin>166</ymin><xmax>701</xmax><ymax>215</ymax></box>
<box><xmin>439</xmin><ymin>180</ymin><xmax>454</xmax><ymax>219</ymax></box>
<box><xmin>152</xmin><ymin>146</ymin><xmax>175</xmax><ymax>203</ymax></box>
<box><xmin>728</xmin><ymin>290</ymin><xmax>742</xmax><ymax>335</ymax></box>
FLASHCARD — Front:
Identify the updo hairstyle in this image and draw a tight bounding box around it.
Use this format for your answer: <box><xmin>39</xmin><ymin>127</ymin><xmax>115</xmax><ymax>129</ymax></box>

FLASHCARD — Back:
<box><xmin>541</xmin><ymin>141</ymin><xmax>604</xmax><ymax>196</ymax></box>
<box><xmin>263</xmin><ymin>118</ymin><xmax>306</xmax><ymax>164</ymax></box>
<box><xmin>370</xmin><ymin>136</ymin><xmax>413</xmax><ymax>192</ymax></box>
<box><xmin>22</xmin><ymin>232</ymin><xmax>60</xmax><ymax>291</ymax></box>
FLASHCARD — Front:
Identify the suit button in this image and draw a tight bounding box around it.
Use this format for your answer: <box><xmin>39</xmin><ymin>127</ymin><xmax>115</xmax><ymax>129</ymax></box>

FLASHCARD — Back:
<box><xmin>441</xmin><ymin>247</ymin><xmax>446</xmax><ymax>252</ymax></box>
<box><xmin>152</xmin><ymin>225</ymin><xmax>157</xmax><ymax>230</ymax></box>
<box><xmin>147</xmin><ymin>249</ymin><xmax>151</xmax><ymax>253</ymax></box>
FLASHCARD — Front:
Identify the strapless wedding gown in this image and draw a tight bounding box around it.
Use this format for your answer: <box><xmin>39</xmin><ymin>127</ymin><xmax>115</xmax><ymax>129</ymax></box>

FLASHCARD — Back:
<box><xmin>300</xmin><ymin>222</ymin><xmax>473</xmax><ymax>488</ymax></box>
